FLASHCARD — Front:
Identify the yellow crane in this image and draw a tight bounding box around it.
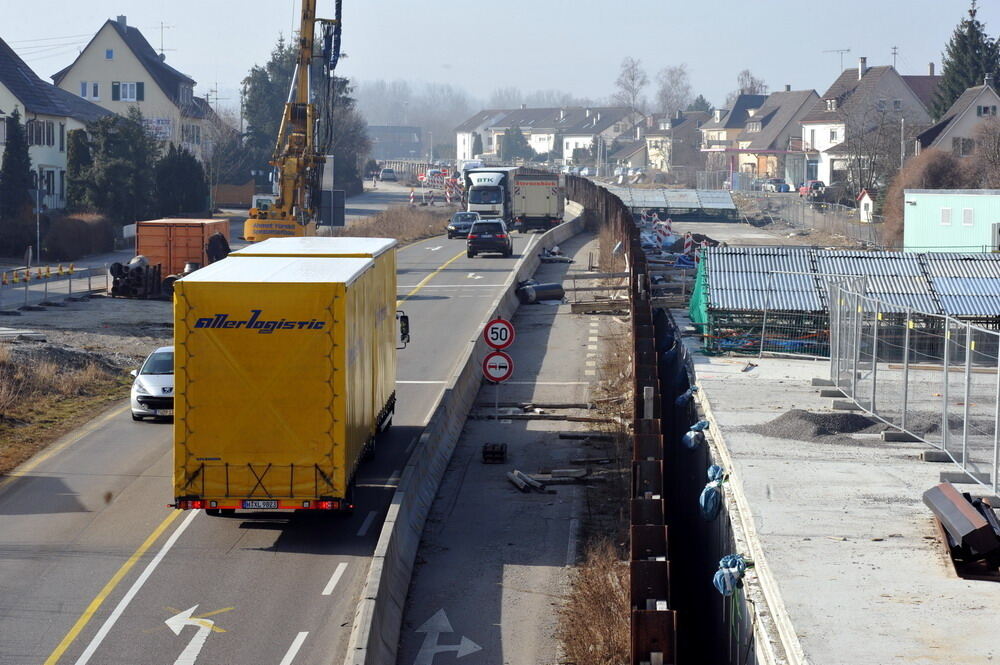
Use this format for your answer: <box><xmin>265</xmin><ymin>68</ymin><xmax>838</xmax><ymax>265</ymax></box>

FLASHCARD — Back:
<box><xmin>244</xmin><ymin>0</ymin><xmax>341</xmax><ymax>241</ymax></box>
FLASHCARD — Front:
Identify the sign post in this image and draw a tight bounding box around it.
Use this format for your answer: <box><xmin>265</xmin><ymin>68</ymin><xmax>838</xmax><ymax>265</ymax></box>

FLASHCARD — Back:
<box><xmin>483</xmin><ymin>317</ymin><xmax>516</xmax><ymax>417</ymax></box>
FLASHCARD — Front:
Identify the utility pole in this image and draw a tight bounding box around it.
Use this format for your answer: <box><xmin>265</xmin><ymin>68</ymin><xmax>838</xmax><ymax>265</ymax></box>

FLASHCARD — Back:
<box><xmin>823</xmin><ymin>48</ymin><xmax>851</xmax><ymax>71</ymax></box>
<box><xmin>891</xmin><ymin>46</ymin><xmax>898</xmax><ymax>68</ymax></box>
<box><xmin>900</xmin><ymin>116</ymin><xmax>905</xmax><ymax>168</ymax></box>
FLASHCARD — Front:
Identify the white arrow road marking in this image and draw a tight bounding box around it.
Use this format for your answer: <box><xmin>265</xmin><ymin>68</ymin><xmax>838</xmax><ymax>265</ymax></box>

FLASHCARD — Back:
<box><xmin>413</xmin><ymin>609</ymin><xmax>482</xmax><ymax>665</ymax></box>
<box><xmin>278</xmin><ymin>632</ymin><xmax>308</xmax><ymax>665</ymax></box>
<box><xmin>427</xmin><ymin>246</ymin><xmax>442</xmax><ymax>251</ymax></box>
<box><xmin>73</xmin><ymin>510</ymin><xmax>199</xmax><ymax>665</ymax></box>
<box><xmin>356</xmin><ymin>510</ymin><xmax>377</xmax><ymax>537</ymax></box>
<box><xmin>321</xmin><ymin>562</ymin><xmax>348</xmax><ymax>596</ymax></box>
<box><xmin>466</xmin><ymin>273</ymin><xmax>483</xmax><ymax>280</ymax></box>
<box><xmin>166</xmin><ymin>605</ymin><xmax>214</xmax><ymax>665</ymax></box>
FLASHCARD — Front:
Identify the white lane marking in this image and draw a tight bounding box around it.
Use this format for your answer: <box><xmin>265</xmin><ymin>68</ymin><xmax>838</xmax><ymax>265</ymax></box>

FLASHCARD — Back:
<box><xmin>587</xmin><ymin>344</ymin><xmax>598</xmax><ymax>350</ymax></box>
<box><xmin>585</xmin><ymin>361</ymin><xmax>597</xmax><ymax>367</ymax></box>
<box><xmin>414</xmin><ymin>610</ymin><xmax>482</xmax><ymax>664</ymax></box>
<box><xmin>390</xmin><ymin>468</ymin><xmax>401</xmax><ymax>483</ymax></box>
<box><xmin>321</xmin><ymin>563</ymin><xmax>349</xmax><ymax>596</ymax></box>
<box><xmin>73</xmin><ymin>510</ymin><xmax>199</xmax><ymax>665</ymax></box>
<box><xmin>585</xmin><ymin>370</ymin><xmax>596</xmax><ymax>376</ymax></box>
<box><xmin>500</xmin><ymin>381</ymin><xmax>590</xmax><ymax>385</ymax></box>
<box><xmin>356</xmin><ymin>511</ymin><xmax>377</xmax><ymax>537</ymax></box>
<box><xmin>427</xmin><ymin>246</ymin><xmax>442</xmax><ymax>251</ymax></box>
<box><xmin>466</xmin><ymin>273</ymin><xmax>483</xmax><ymax>280</ymax></box>
<box><xmin>397</xmin><ymin>380</ymin><xmax>448</xmax><ymax>384</ymax></box>
<box><xmin>396</xmin><ymin>284</ymin><xmax>505</xmax><ymax>289</ymax></box>
<box><xmin>588</xmin><ymin>336</ymin><xmax>599</xmax><ymax>342</ymax></box>
<box><xmin>166</xmin><ymin>605</ymin><xmax>214</xmax><ymax>665</ymax></box>
<box><xmin>278</xmin><ymin>632</ymin><xmax>309</xmax><ymax>665</ymax></box>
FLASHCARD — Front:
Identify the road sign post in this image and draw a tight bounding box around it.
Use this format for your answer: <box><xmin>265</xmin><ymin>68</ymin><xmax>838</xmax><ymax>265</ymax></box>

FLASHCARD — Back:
<box><xmin>483</xmin><ymin>318</ymin><xmax>515</xmax><ymax>416</ymax></box>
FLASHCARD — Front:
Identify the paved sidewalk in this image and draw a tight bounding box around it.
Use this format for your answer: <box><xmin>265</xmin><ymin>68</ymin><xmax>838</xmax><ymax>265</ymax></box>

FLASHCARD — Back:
<box><xmin>397</xmin><ymin>232</ymin><xmax>602</xmax><ymax>665</ymax></box>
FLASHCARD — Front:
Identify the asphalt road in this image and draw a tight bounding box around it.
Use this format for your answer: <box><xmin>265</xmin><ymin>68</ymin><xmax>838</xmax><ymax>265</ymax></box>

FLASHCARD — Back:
<box><xmin>0</xmin><ymin>231</ymin><xmax>540</xmax><ymax>665</ymax></box>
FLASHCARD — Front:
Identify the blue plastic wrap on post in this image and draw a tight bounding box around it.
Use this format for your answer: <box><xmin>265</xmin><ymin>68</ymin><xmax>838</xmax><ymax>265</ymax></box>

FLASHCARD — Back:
<box><xmin>681</xmin><ymin>420</ymin><xmax>710</xmax><ymax>449</ymax></box>
<box><xmin>707</xmin><ymin>464</ymin><xmax>725</xmax><ymax>482</ymax></box>
<box><xmin>674</xmin><ymin>385</ymin><xmax>699</xmax><ymax>407</ymax></box>
<box><xmin>712</xmin><ymin>553</ymin><xmax>749</xmax><ymax>597</ymax></box>
<box><xmin>699</xmin><ymin>480</ymin><xmax>722</xmax><ymax>520</ymax></box>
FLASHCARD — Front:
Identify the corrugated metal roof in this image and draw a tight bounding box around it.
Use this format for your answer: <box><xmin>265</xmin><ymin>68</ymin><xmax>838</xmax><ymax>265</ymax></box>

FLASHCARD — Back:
<box><xmin>702</xmin><ymin>247</ymin><xmax>1000</xmax><ymax>317</ymax></box>
<box><xmin>607</xmin><ymin>186</ymin><xmax>737</xmax><ymax>211</ymax></box>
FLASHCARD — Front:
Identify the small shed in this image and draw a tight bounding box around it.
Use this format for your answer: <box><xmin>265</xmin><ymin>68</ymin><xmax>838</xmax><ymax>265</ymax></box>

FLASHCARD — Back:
<box><xmin>857</xmin><ymin>189</ymin><xmax>875</xmax><ymax>224</ymax></box>
<box><xmin>903</xmin><ymin>189</ymin><xmax>1000</xmax><ymax>252</ymax></box>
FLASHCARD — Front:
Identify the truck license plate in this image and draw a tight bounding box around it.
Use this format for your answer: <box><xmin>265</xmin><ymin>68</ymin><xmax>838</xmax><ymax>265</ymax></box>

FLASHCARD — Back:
<box><xmin>242</xmin><ymin>500</ymin><xmax>278</xmax><ymax>509</ymax></box>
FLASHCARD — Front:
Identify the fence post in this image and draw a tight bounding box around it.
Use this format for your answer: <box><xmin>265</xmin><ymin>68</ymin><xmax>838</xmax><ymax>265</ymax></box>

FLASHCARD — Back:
<box><xmin>105</xmin><ymin>263</ymin><xmax>109</xmax><ymax>293</ymax></box>
<box><xmin>993</xmin><ymin>349</ymin><xmax>1000</xmax><ymax>496</ymax></box>
<box><xmin>871</xmin><ymin>302</ymin><xmax>880</xmax><ymax>412</ymax></box>
<box><xmin>902</xmin><ymin>308</ymin><xmax>912</xmax><ymax>432</ymax></box>
<box><xmin>829</xmin><ymin>284</ymin><xmax>839</xmax><ymax>383</ymax></box>
<box><xmin>88</xmin><ymin>268</ymin><xmax>92</xmax><ymax>293</ymax></box>
<box><xmin>851</xmin><ymin>294</ymin><xmax>861</xmax><ymax>401</ymax></box>
<box><xmin>942</xmin><ymin>320</ymin><xmax>951</xmax><ymax>452</ymax></box>
<box><xmin>963</xmin><ymin>322</ymin><xmax>972</xmax><ymax>467</ymax></box>
<box><xmin>68</xmin><ymin>270</ymin><xmax>73</xmax><ymax>298</ymax></box>
<box><xmin>758</xmin><ymin>272</ymin><xmax>773</xmax><ymax>358</ymax></box>
<box><xmin>23</xmin><ymin>272</ymin><xmax>28</xmax><ymax>308</ymax></box>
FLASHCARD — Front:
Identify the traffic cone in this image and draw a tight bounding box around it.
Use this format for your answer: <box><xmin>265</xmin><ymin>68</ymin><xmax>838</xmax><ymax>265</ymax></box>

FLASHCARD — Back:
<box><xmin>45</xmin><ymin>266</ymin><xmax>51</xmax><ymax>278</ymax></box>
<box><xmin>1</xmin><ymin>272</ymin><xmax>7</xmax><ymax>286</ymax></box>
<box><xmin>68</xmin><ymin>263</ymin><xmax>75</xmax><ymax>274</ymax></box>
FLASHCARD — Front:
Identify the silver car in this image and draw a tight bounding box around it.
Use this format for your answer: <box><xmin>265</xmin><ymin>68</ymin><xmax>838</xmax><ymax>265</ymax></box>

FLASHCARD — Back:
<box><xmin>130</xmin><ymin>345</ymin><xmax>174</xmax><ymax>421</ymax></box>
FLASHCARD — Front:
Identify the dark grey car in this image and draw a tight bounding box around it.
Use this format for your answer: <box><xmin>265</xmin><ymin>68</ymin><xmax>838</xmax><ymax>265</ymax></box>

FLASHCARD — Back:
<box><xmin>447</xmin><ymin>211</ymin><xmax>480</xmax><ymax>239</ymax></box>
<box><xmin>467</xmin><ymin>219</ymin><xmax>513</xmax><ymax>258</ymax></box>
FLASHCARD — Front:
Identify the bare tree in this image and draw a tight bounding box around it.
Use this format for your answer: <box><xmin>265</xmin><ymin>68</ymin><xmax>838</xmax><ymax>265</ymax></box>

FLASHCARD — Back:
<box><xmin>724</xmin><ymin>69</ymin><xmax>768</xmax><ymax>107</ymax></box>
<box><xmin>613</xmin><ymin>57</ymin><xmax>648</xmax><ymax>113</ymax></box>
<box><xmin>489</xmin><ymin>86</ymin><xmax>524</xmax><ymax>109</ymax></box>
<box><xmin>655</xmin><ymin>64</ymin><xmax>692</xmax><ymax>117</ymax></box>
<box><xmin>843</xmin><ymin>103</ymin><xmax>925</xmax><ymax>194</ymax></box>
<box><xmin>971</xmin><ymin>116</ymin><xmax>1000</xmax><ymax>186</ymax></box>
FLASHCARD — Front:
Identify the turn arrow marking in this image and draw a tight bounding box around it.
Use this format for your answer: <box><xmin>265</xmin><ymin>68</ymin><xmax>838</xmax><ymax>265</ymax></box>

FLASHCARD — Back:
<box><xmin>166</xmin><ymin>605</ymin><xmax>215</xmax><ymax>665</ymax></box>
<box><xmin>413</xmin><ymin>609</ymin><xmax>482</xmax><ymax>664</ymax></box>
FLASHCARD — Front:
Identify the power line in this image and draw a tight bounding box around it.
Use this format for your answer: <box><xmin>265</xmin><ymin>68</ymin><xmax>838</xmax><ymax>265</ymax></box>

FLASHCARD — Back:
<box><xmin>10</xmin><ymin>32</ymin><xmax>93</xmax><ymax>44</ymax></box>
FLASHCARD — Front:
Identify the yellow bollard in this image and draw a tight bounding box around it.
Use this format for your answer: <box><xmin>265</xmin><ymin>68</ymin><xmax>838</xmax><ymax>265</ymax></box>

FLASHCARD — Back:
<box><xmin>45</xmin><ymin>266</ymin><xmax>51</xmax><ymax>278</ymax></box>
<box><xmin>68</xmin><ymin>263</ymin><xmax>75</xmax><ymax>275</ymax></box>
<box><xmin>35</xmin><ymin>268</ymin><xmax>42</xmax><ymax>280</ymax></box>
<box><xmin>58</xmin><ymin>264</ymin><xmax>64</xmax><ymax>276</ymax></box>
<box><xmin>1</xmin><ymin>272</ymin><xmax>7</xmax><ymax>286</ymax></box>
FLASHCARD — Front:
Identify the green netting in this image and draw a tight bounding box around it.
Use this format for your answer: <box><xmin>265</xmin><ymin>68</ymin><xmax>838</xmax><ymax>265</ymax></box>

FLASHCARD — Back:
<box><xmin>689</xmin><ymin>258</ymin><xmax>709</xmax><ymax>327</ymax></box>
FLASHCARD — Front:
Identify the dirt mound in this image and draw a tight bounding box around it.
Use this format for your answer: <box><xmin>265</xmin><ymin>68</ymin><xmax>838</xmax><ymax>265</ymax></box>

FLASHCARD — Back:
<box><xmin>747</xmin><ymin>409</ymin><xmax>888</xmax><ymax>442</ymax></box>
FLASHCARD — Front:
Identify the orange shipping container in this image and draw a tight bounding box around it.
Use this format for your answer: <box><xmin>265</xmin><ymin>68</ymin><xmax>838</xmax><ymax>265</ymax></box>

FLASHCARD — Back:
<box><xmin>136</xmin><ymin>219</ymin><xmax>231</xmax><ymax>276</ymax></box>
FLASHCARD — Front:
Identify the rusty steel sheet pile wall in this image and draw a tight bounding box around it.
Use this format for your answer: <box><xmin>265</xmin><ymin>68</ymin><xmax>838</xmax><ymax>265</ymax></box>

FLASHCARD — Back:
<box><xmin>564</xmin><ymin>175</ymin><xmax>677</xmax><ymax>664</ymax></box>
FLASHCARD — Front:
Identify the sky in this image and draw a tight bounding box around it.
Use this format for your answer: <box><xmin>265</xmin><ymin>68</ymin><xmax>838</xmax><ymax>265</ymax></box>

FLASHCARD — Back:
<box><xmin>3</xmin><ymin>0</ymin><xmax>998</xmax><ymax>115</ymax></box>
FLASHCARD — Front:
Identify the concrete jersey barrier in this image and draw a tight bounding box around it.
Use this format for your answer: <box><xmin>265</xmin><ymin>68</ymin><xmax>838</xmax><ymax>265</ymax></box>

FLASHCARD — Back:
<box><xmin>343</xmin><ymin>203</ymin><xmax>586</xmax><ymax>665</ymax></box>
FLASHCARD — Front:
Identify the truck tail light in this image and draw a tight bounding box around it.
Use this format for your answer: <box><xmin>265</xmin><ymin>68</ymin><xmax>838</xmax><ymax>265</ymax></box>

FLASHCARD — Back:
<box><xmin>177</xmin><ymin>499</ymin><xmax>206</xmax><ymax>510</ymax></box>
<box><xmin>317</xmin><ymin>500</ymin><xmax>339</xmax><ymax>510</ymax></box>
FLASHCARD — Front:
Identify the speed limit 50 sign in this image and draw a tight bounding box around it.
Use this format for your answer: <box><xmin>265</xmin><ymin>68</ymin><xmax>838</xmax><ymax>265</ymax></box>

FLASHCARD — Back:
<box><xmin>483</xmin><ymin>318</ymin><xmax>515</xmax><ymax>350</ymax></box>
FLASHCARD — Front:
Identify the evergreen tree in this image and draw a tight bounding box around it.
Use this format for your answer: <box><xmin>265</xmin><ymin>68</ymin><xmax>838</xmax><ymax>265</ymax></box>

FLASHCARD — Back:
<box><xmin>686</xmin><ymin>94</ymin><xmax>712</xmax><ymax>113</ymax></box>
<box><xmin>241</xmin><ymin>37</ymin><xmax>297</xmax><ymax>171</ymax></box>
<box><xmin>65</xmin><ymin>129</ymin><xmax>92</xmax><ymax>211</ymax></box>
<box><xmin>932</xmin><ymin>1</ymin><xmax>1000</xmax><ymax>119</ymax></box>
<box><xmin>156</xmin><ymin>144</ymin><xmax>209</xmax><ymax>216</ymax></box>
<box><xmin>471</xmin><ymin>132</ymin><xmax>483</xmax><ymax>156</ymax></box>
<box><xmin>0</xmin><ymin>109</ymin><xmax>32</xmax><ymax>221</ymax></box>
<box><xmin>500</xmin><ymin>125</ymin><xmax>533</xmax><ymax>162</ymax></box>
<box><xmin>83</xmin><ymin>107</ymin><xmax>160</xmax><ymax>225</ymax></box>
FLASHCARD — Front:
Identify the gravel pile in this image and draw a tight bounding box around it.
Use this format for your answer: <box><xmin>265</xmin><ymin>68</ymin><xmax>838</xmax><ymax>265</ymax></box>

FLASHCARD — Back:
<box><xmin>747</xmin><ymin>408</ymin><xmax>888</xmax><ymax>442</ymax></box>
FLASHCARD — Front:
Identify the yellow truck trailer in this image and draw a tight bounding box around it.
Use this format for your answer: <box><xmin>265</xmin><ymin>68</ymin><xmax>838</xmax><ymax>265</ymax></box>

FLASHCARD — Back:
<box><xmin>230</xmin><ymin>237</ymin><xmax>399</xmax><ymax>434</ymax></box>
<box><xmin>172</xmin><ymin>251</ymin><xmax>408</xmax><ymax>514</ymax></box>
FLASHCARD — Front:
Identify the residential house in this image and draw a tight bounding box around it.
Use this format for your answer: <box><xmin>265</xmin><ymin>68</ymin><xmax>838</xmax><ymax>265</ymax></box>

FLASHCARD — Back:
<box><xmin>0</xmin><ymin>36</ymin><xmax>111</xmax><ymax>210</ymax></box>
<box><xmin>733</xmin><ymin>87</ymin><xmax>818</xmax><ymax>184</ymax></box>
<box><xmin>698</xmin><ymin>94</ymin><xmax>767</xmax><ymax>172</ymax></box>
<box><xmin>915</xmin><ymin>75</ymin><xmax>1000</xmax><ymax>157</ymax></box>
<box><xmin>556</xmin><ymin>107</ymin><xmax>642</xmax><ymax>164</ymax></box>
<box><xmin>455</xmin><ymin>109</ymin><xmax>506</xmax><ymax>161</ymax></box>
<box><xmin>368</xmin><ymin>125</ymin><xmax>422</xmax><ymax>160</ymax></box>
<box><xmin>51</xmin><ymin>15</ymin><xmax>214</xmax><ymax>160</ymax></box>
<box><xmin>799</xmin><ymin>58</ymin><xmax>938</xmax><ymax>187</ymax></box>
<box><xmin>609</xmin><ymin>139</ymin><xmax>647</xmax><ymax>169</ymax></box>
<box><xmin>645</xmin><ymin>110</ymin><xmax>709</xmax><ymax>174</ymax></box>
<box><xmin>485</xmin><ymin>106</ymin><xmax>564</xmax><ymax>159</ymax></box>
<box><xmin>903</xmin><ymin>189</ymin><xmax>1000</xmax><ymax>252</ymax></box>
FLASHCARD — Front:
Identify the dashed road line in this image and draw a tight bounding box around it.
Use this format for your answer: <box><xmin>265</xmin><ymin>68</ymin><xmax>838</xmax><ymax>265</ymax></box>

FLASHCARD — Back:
<box><xmin>278</xmin><ymin>632</ymin><xmax>309</xmax><ymax>665</ymax></box>
<box><xmin>321</xmin><ymin>563</ymin><xmax>349</xmax><ymax>596</ymax></box>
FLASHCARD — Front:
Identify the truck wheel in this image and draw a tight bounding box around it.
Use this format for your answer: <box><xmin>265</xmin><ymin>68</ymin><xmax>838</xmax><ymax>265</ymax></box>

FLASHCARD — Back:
<box><xmin>221</xmin><ymin>509</ymin><xmax>236</xmax><ymax>516</ymax></box>
<box><xmin>206</xmin><ymin>508</ymin><xmax>221</xmax><ymax>516</ymax></box>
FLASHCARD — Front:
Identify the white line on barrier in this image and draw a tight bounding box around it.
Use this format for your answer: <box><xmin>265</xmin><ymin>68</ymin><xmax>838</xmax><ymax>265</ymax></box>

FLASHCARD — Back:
<box><xmin>397</xmin><ymin>380</ymin><xmax>448</xmax><ymax>384</ymax></box>
<box><xmin>321</xmin><ymin>563</ymin><xmax>349</xmax><ymax>596</ymax></box>
<box><xmin>356</xmin><ymin>511</ymin><xmax>377</xmax><ymax>537</ymax></box>
<box><xmin>278</xmin><ymin>632</ymin><xmax>308</xmax><ymax>665</ymax></box>
<box><xmin>405</xmin><ymin>436</ymin><xmax>419</xmax><ymax>456</ymax></box>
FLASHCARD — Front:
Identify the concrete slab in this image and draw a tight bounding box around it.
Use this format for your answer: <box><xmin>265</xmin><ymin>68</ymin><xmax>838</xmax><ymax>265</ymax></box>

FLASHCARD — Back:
<box><xmin>678</xmin><ymin>310</ymin><xmax>1000</xmax><ymax>665</ymax></box>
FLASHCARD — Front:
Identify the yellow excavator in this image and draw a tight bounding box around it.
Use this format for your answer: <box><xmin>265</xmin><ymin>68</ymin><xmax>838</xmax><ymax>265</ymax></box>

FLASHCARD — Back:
<box><xmin>244</xmin><ymin>0</ymin><xmax>342</xmax><ymax>241</ymax></box>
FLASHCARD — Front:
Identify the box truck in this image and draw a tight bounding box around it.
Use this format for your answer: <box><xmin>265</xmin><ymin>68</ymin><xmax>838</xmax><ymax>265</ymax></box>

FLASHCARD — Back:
<box><xmin>172</xmin><ymin>245</ymin><xmax>409</xmax><ymax>514</ymax></box>
<box><xmin>464</xmin><ymin>166</ymin><xmax>522</xmax><ymax>222</ymax></box>
<box><xmin>511</xmin><ymin>173</ymin><xmax>564</xmax><ymax>232</ymax></box>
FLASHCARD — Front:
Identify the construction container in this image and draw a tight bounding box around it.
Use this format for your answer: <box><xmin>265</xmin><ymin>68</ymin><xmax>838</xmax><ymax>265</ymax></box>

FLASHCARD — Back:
<box><xmin>231</xmin><ymin>237</ymin><xmax>398</xmax><ymax>432</ymax></box>
<box><xmin>136</xmin><ymin>218</ymin><xmax>230</xmax><ymax>277</ymax></box>
<box><xmin>173</xmin><ymin>253</ymin><xmax>395</xmax><ymax>512</ymax></box>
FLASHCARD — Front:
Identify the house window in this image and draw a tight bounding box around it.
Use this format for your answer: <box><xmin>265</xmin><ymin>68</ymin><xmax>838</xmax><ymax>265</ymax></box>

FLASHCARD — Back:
<box><xmin>25</xmin><ymin>120</ymin><xmax>55</xmax><ymax>147</ymax></box>
<box><xmin>80</xmin><ymin>81</ymin><xmax>87</xmax><ymax>97</ymax></box>
<box><xmin>105</xmin><ymin>49</ymin><xmax>114</xmax><ymax>59</ymax></box>
<box><xmin>952</xmin><ymin>137</ymin><xmax>975</xmax><ymax>156</ymax></box>
<box><xmin>59</xmin><ymin>170</ymin><xmax>65</xmax><ymax>198</ymax></box>
<box><xmin>825</xmin><ymin>99</ymin><xmax>837</xmax><ymax>111</ymax></box>
<box><xmin>876</xmin><ymin>99</ymin><xmax>887</xmax><ymax>111</ymax></box>
<box><xmin>893</xmin><ymin>100</ymin><xmax>902</xmax><ymax>111</ymax></box>
<box><xmin>58</xmin><ymin>123</ymin><xmax>65</xmax><ymax>152</ymax></box>
<box><xmin>80</xmin><ymin>82</ymin><xmax>98</xmax><ymax>99</ymax></box>
<box><xmin>963</xmin><ymin>208</ymin><xmax>974</xmax><ymax>226</ymax></box>
<box><xmin>810</xmin><ymin>129</ymin><xmax>815</xmax><ymax>148</ymax></box>
<box><xmin>44</xmin><ymin>170</ymin><xmax>54</xmax><ymax>196</ymax></box>
<box><xmin>940</xmin><ymin>208</ymin><xmax>952</xmax><ymax>226</ymax></box>
<box><xmin>830</xmin><ymin>129</ymin><xmax>838</xmax><ymax>142</ymax></box>
<box><xmin>92</xmin><ymin>82</ymin><xmax>99</xmax><ymax>99</ymax></box>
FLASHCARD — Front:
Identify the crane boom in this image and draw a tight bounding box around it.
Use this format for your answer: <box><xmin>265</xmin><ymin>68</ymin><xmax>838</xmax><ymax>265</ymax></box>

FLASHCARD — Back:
<box><xmin>245</xmin><ymin>0</ymin><xmax>339</xmax><ymax>242</ymax></box>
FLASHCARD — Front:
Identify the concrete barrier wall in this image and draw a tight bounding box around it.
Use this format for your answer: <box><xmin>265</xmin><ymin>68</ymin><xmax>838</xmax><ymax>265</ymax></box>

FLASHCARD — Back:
<box><xmin>343</xmin><ymin>204</ymin><xmax>585</xmax><ymax>665</ymax></box>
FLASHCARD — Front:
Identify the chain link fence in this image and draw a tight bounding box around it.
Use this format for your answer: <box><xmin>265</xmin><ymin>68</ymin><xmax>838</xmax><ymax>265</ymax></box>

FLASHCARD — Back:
<box><xmin>828</xmin><ymin>281</ymin><xmax>1000</xmax><ymax>493</ymax></box>
<box><xmin>735</xmin><ymin>191</ymin><xmax>883</xmax><ymax>247</ymax></box>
